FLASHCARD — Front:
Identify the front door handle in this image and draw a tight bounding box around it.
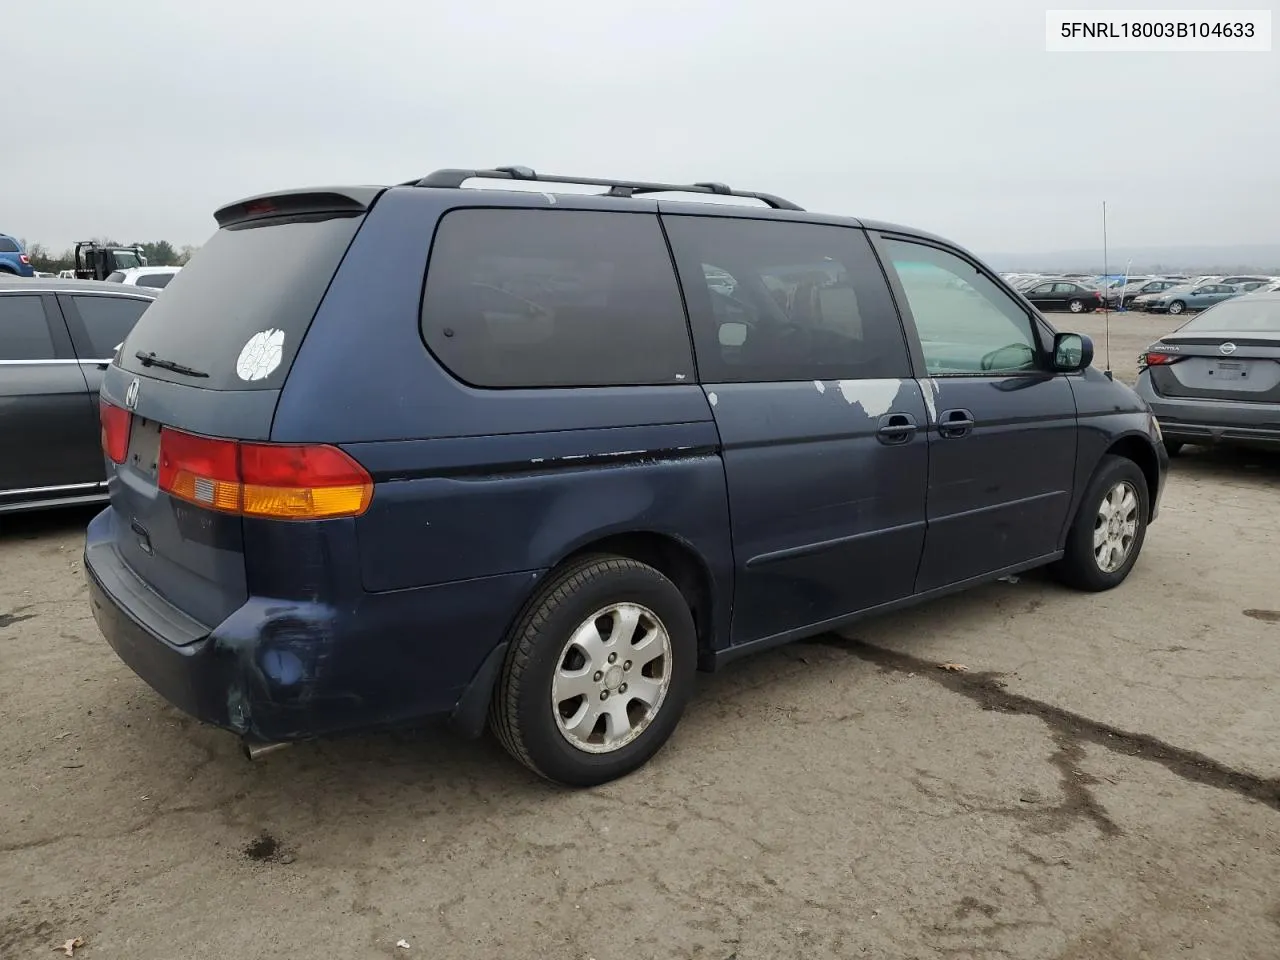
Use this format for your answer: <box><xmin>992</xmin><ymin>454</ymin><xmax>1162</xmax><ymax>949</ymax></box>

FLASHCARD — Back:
<box><xmin>938</xmin><ymin>408</ymin><xmax>975</xmax><ymax>439</ymax></box>
<box><xmin>876</xmin><ymin>412</ymin><xmax>918</xmax><ymax>445</ymax></box>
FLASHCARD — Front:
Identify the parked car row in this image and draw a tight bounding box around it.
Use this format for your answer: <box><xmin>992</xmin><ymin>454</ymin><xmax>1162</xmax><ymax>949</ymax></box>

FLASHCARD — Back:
<box><xmin>1130</xmin><ymin>279</ymin><xmax>1273</xmax><ymax>314</ymax></box>
<box><xmin>1001</xmin><ymin>269</ymin><xmax>1279</xmax><ymax>316</ymax></box>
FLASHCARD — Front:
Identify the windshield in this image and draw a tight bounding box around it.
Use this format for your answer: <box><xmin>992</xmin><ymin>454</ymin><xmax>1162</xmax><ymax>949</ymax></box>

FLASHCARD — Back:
<box><xmin>112</xmin><ymin>251</ymin><xmax>142</xmax><ymax>270</ymax></box>
<box><xmin>1176</xmin><ymin>298</ymin><xmax>1280</xmax><ymax>334</ymax></box>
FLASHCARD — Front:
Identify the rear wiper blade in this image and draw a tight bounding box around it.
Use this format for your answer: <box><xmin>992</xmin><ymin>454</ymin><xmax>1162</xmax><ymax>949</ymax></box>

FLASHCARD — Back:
<box><xmin>134</xmin><ymin>350</ymin><xmax>209</xmax><ymax>378</ymax></box>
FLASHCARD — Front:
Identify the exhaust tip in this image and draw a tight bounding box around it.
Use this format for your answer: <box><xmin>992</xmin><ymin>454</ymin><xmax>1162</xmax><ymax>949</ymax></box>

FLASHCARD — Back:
<box><xmin>242</xmin><ymin>740</ymin><xmax>291</xmax><ymax>761</ymax></box>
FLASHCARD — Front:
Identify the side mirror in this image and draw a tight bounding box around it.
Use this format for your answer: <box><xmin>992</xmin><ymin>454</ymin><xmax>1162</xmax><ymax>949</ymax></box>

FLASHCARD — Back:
<box><xmin>718</xmin><ymin>322</ymin><xmax>747</xmax><ymax>348</ymax></box>
<box><xmin>1053</xmin><ymin>332</ymin><xmax>1093</xmax><ymax>372</ymax></box>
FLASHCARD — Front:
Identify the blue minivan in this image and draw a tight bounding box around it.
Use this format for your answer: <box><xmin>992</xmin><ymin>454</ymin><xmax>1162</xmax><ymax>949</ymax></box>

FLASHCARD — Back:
<box><xmin>85</xmin><ymin>168</ymin><xmax>1167</xmax><ymax>785</ymax></box>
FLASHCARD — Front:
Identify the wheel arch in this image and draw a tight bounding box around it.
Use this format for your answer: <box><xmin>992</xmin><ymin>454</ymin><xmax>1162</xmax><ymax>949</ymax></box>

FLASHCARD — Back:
<box><xmin>555</xmin><ymin>531</ymin><xmax>719</xmax><ymax>669</ymax></box>
<box><xmin>1102</xmin><ymin>433</ymin><xmax>1161</xmax><ymax>521</ymax></box>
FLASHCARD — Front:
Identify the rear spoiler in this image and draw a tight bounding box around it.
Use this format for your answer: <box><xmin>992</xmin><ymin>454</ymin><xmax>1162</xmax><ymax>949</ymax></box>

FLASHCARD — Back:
<box><xmin>214</xmin><ymin>187</ymin><xmax>387</xmax><ymax>228</ymax></box>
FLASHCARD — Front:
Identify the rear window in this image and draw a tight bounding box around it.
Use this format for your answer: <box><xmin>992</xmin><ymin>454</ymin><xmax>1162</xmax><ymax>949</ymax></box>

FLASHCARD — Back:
<box><xmin>420</xmin><ymin>209</ymin><xmax>694</xmax><ymax>388</ymax></box>
<box><xmin>106</xmin><ymin>271</ymin><xmax>126</xmax><ymax>282</ymax></box>
<box><xmin>118</xmin><ymin>213</ymin><xmax>363</xmax><ymax>389</ymax></box>
<box><xmin>1178</xmin><ymin>298</ymin><xmax>1280</xmax><ymax>334</ymax></box>
<box><xmin>137</xmin><ymin>273</ymin><xmax>174</xmax><ymax>289</ymax></box>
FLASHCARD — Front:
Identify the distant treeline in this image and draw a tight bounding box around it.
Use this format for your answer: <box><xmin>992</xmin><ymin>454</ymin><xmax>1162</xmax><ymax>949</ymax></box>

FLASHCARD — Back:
<box><xmin>20</xmin><ymin>239</ymin><xmax>200</xmax><ymax>274</ymax></box>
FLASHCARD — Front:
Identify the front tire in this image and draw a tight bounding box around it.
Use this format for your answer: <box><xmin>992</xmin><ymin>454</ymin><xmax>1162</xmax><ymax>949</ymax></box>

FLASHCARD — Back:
<box><xmin>490</xmin><ymin>555</ymin><xmax>697</xmax><ymax>786</ymax></box>
<box><xmin>1053</xmin><ymin>455</ymin><xmax>1149</xmax><ymax>592</ymax></box>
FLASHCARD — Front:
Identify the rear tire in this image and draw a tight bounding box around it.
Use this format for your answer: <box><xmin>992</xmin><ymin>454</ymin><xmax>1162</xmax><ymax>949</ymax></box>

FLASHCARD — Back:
<box><xmin>1167</xmin><ymin>300</ymin><xmax>1185</xmax><ymax>315</ymax></box>
<box><xmin>1068</xmin><ymin>299</ymin><xmax>1085</xmax><ymax>313</ymax></box>
<box><xmin>1053</xmin><ymin>455</ymin><xmax>1149</xmax><ymax>592</ymax></box>
<box><xmin>1163</xmin><ymin>440</ymin><xmax>1184</xmax><ymax>457</ymax></box>
<box><xmin>489</xmin><ymin>554</ymin><xmax>697</xmax><ymax>787</ymax></box>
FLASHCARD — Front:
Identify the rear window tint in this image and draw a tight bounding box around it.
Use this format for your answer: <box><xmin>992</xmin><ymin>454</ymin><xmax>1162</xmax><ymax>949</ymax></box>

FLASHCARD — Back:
<box><xmin>106</xmin><ymin>271</ymin><xmax>126</xmax><ymax>282</ymax></box>
<box><xmin>117</xmin><ymin>213</ymin><xmax>362</xmax><ymax>389</ymax></box>
<box><xmin>420</xmin><ymin>209</ymin><xmax>694</xmax><ymax>388</ymax></box>
<box><xmin>137</xmin><ymin>273</ymin><xmax>174</xmax><ymax>288</ymax></box>
<box><xmin>0</xmin><ymin>295</ymin><xmax>55</xmax><ymax>360</ymax></box>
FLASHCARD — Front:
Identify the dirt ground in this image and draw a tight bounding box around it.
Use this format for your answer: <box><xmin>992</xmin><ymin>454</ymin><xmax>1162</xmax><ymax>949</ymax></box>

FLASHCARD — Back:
<box><xmin>3</xmin><ymin>309</ymin><xmax>1278</xmax><ymax>960</ymax></box>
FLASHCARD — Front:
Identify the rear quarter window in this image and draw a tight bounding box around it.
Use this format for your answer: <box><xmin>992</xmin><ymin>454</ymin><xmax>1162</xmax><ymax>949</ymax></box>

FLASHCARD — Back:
<box><xmin>420</xmin><ymin>209</ymin><xmax>694</xmax><ymax>388</ymax></box>
<box><xmin>66</xmin><ymin>295</ymin><xmax>152</xmax><ymax>358</ymax></box>
<box><xmin>0</xmin><ymin>238</ymin><xmax>20</xmax><ymax>254</ymax></box>
<box><xmin>117</xmin><ymin>212</ymin><xmax>363</xmax><ymax>389</ymax></box>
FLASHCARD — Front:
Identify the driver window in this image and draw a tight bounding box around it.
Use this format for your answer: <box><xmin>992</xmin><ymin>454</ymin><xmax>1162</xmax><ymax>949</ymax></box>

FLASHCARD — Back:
<box><xmin>881</xmin><ymin>238</ymin><xmax>1040</xmax><ymax>376</ymax></box>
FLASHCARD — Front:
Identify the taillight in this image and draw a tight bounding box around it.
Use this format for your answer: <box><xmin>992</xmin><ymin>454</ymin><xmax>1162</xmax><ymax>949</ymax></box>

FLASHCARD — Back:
<box><xmin>100</xmin><ymin>400</ymin><xmax>131</xmax><ymax>463</ymax></box>
<box><xmin>156</xmin><ymin>428</ymin><xmax>373</xmax><ymax>520</ymax></box>
<box><xmin>1144</xmin><ymin>351</ymin><xmax>1184</xmax><ymax>367</ymax></box>
<box><xmin>158</xmin><ymin>430</ymin><xmax>242</xmax><ymax>512</ymax></box>
<box><xmin>19</xmin><ymin>254</ymin><xmax>30</xmax><ymax>265</ymax></box>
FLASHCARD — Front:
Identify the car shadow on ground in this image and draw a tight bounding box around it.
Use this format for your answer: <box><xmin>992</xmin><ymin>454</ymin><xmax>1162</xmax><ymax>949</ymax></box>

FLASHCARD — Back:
<box><xmin>0</xmin><ymin>505</ymin><xmax>99</xmax><ymax>542</ymax></box>
<box><xmin>1166</xmin><ymin>443</ymin><xmax>1280</xmax><ymax>484</ymax></box>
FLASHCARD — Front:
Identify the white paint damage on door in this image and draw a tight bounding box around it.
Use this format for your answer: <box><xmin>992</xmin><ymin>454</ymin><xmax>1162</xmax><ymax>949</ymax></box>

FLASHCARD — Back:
<box><xmin>920</xmin><ymin>378</ymin><xmax>940</xmax><ymax>423</ymax></box>
<box><xmin>836</xmin><ymin>379</ymin><xmax>902</xmax><ymax>418</ymax></box>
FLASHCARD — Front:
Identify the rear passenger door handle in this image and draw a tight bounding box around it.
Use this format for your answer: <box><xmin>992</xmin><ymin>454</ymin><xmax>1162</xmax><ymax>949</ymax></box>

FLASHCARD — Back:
<box><xmin>876</xmin><ymin>412</ymin><xmax>918</xmax><ymax>445</ymax></box>
<box><xmin>938</xmin><ymin>408</ymin><xmax>975</xmax><ymax>439</ymax></box>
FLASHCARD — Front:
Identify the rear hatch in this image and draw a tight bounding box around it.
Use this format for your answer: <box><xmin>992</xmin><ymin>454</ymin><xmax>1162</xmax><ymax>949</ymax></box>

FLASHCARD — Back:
<box><xmin>99</xmin><ymin>189</ymin><xmax>379</xmax><ymax>632</ymax></box>
<box><xmin>1146</xmin><ymin>337</ymin><xmax>1280</xmax><ymax>402</ymax></box>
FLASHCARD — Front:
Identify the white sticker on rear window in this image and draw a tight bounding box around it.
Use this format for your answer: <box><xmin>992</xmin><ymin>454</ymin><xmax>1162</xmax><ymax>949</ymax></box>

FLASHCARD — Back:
<box><xmin>235</xmin><ymin>328</ymin><xmax>285</xmax><ymax>382</ymax></box>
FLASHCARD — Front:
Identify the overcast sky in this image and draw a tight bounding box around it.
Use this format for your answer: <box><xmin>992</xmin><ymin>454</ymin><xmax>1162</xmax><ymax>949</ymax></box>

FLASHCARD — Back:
<box><xmin>3</xmin><ymin>0</ymin><xmax>1276</xmax><ymax>255</ymax></box>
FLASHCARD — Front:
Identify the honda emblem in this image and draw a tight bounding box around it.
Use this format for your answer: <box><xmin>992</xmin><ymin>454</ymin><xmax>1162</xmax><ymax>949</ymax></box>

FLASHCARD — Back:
<box><xmin>125</xmin><ymin>378</ymin><xmax>140</xmax><ymax>409</ymax></box>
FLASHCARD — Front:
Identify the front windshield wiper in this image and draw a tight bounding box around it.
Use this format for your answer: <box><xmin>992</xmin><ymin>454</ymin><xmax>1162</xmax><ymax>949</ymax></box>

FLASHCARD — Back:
<box><xmin>134</xmin><ymin>350</ymin><xmax>209</xmax><ymax>378</ymax></box>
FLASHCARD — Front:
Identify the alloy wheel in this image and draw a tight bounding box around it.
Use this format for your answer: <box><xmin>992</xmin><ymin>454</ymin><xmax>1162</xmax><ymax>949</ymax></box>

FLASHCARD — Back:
<box><xmin>551</xmin><ymin>603</ymin><xmax>672</xmax><ymax>754</ymax></box>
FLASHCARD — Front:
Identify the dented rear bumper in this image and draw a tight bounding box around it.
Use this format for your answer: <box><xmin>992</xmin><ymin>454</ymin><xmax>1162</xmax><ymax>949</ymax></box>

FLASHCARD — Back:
<box><xmin>84</xmin><ymin>508</ymin><xmax>535</xmax><ymax>743</ymax></box>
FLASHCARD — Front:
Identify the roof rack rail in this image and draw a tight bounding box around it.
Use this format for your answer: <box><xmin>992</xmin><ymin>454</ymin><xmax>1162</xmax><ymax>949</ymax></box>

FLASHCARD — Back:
<box><xmin>405</xmin><ymin>166</ymin><xmax>804</xmax><ymax>211</ymax></box>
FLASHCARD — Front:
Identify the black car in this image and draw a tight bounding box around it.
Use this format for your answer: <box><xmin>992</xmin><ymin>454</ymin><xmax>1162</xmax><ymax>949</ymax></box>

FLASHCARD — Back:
<box><xmin>84</xmin><ymin>167</ymin><xmax>1167</xmax><ymax>785</ymax></box>
<box><xmin>1135</xmin><ymin>292</ymin><xmax>1280</xmax><ymax>454</ymax></box>
<box><xmin>1021</xmin><ymin>279</ymin><xmax>1103</xmax><ymax>314</ymax></box>
<box><xmin>0</xmin><ymin>278</ymin><xmax>157</xmax><ymax>514</ymax></box>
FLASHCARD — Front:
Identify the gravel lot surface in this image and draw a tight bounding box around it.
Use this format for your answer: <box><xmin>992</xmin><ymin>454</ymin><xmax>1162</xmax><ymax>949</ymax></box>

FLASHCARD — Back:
<box><xmin>3</xmin><ymin>309</ymin><xmax>1277</xmax><ymax>960</ymax></box>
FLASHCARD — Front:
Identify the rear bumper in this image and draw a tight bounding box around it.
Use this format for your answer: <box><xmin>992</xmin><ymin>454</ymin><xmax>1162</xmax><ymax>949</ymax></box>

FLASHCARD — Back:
<box><xmin>1139</xmin><ymin>378</ymin><xmax>1280</xmax><ymax>448</ymax></box>
<box><xmin>85</xmin><ymin>508</ymin><xmax>539</xmax><ymax>743</ymax></box>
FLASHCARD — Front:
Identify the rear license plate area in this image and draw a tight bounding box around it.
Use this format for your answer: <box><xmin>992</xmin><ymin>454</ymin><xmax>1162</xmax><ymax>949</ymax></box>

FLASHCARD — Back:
<box><xmin>1210</xmin><ymin>360</ymin><xmax>1246</xmax><ymax>381</ymax></box>
<box><xmin>126</xmin><ymin>418</ymin><xmax>163</xmax><ymax>482</ymax></box>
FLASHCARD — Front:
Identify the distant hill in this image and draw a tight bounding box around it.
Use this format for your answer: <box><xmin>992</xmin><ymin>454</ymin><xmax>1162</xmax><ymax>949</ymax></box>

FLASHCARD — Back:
<box><xmin>981</xmin><ymin>244</ymin><xmax>1280</xmax><ymax>275</ymax></box>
